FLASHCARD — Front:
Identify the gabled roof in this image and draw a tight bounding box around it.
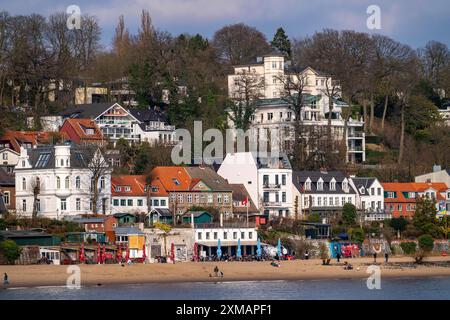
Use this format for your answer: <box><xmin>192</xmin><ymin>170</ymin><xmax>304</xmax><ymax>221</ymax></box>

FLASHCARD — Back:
<box><xmin>112</xmin><ymin>175</ymin><xmax>147</xmax><ymax>197</ymax></box>
<box><xmin>184</xmin><ymin>167</ymin><xmax>232</xmax><ymax>192</ymax></box>
<box><xmin>382</xmin><ymin>182</ymin><xmax>449</xmax><ymax>202</ymax></box>
<box><xmin>352</xmin><ymin>177</ymin><xmax>377</xmax><ymax>195</ymax></box>
<box><xmin>150</xmin><ymin>167</ymin><xmax>192</xmax><ymax>191</ymax></box>
<box><xmin>293</xmin><ymin>171</ymin><xmax>354</xmax><ymax>194</ymax></box>
<box><xmin>61</xmin><ymin>118</ymin><xmax>104</xmax><ymax>142</ymax></box>
<box><xmin>0</xmin><ymin>131</ymin><xmax>50</xmax><ymax>153</ymax></box>
<box><xmin>129</xmin><ymin>107</ymin><xmax>169</xmax><ymax>124</ymax></box>
<box><xmin>114</xmin><ymin>226</ymin><xmax>144</xmax><ymax>235</ymax></box>
<box><xmin>183</xmin><ymin>211</ymin><xmax>212</xmax><ymax>218</ymax></box>
<box><xmin>150</xmin><ymin>208</ymin><xmax>173</xmax><ymax>217</ymax></box>
<box><xmin>60</xmin><ymin>103</ymin><xmax>113</xmax><ymax>119</ymax></box>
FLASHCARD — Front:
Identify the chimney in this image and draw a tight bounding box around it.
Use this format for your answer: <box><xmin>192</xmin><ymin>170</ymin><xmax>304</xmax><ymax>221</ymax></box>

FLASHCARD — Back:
<box><xmin>220</xmin><ymin>213</ymin><xmax>223</xmax><ymax>227</ymax></box>
<box><xmin>191</xmin><ymin>213</ymin><xmax>195</xmax><ymax>229</ymax></box>
<box><xmin>433</xmin><ymin>164</ymin><xmax>442</xmax><ymax>172</ymax></box>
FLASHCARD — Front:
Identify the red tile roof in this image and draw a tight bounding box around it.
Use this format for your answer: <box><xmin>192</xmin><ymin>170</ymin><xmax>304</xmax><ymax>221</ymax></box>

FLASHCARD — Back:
<box><xmin>382</xmin><ymin>182</ymin><xmax>449</xmax><ymax>202</ymax></box>
<box><xmin>60</xmin><ymin>118</ymin><xmax>104</xmax><ymax>143</ymax></box>
<box><xmin>0</xmin><ymin>131</ymin><xmax>50</xmax><ymax>153</ymax></box>
<box><xmin>111</xmin><ymin>175</ymin><xmax>148</xmax><ymax>197</ymax></box>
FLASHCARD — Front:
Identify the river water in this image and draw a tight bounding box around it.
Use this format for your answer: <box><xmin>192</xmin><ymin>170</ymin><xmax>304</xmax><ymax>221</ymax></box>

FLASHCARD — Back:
<box><xmin>1</xmin><ymin>277</ymin><xmax>449</xmax><ymax>300</ymax></box>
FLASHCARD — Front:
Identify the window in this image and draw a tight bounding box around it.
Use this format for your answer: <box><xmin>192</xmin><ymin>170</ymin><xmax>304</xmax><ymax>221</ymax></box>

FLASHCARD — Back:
<box><xmin>2</xmin><ymin>153</ymin><xmax>7</xmax><ymax>160</ymax></box>
<box><xmin>187</xmin><ymin>194</ymin><xmax>193</xmax><ymax>203</ymax></box>
<box><xmin>35</xmin><ymin>153</ymin><xmax>50</xmax><ymax>168</ymax></box>
<box><xmin>178</xmin><ymin>194</ymin><xmax>183</xmax><ymax>203</ymax></box>
<box><xmin>125</xmin><ymin>186</ymin><xmax>130</xmax><ymax>192</ymax></box>
<box><xmin>272</xmin><ymin>61</ymin><xmax>277</xmax><ymax>69</ymax></box>
<box><xmin>330</xmin><ymin>181</ymin><xmax>336</xmax><ymax>191</ymax></box>
<box><xmin>387</xmin><ymin>192</ymin><xmax>395</xmax><ymax>198</ymax></box>
<box><xmin>275</xmin><ymin>193</ymin><xmax>280</xmax><ymax>203</ymax></box>
<box><xmin>100</xmin><ymin>177</ymin><xmax>105</xmax><ymax>190</ymax></box>
<box><xmin>304</xmin><ymin>197</ymin><xmax>309</xmax><ymax>207</ymax></box>
<box><xmin>153</xmin><ymin>199</ymin><xmax>160</xmax><ymax>206</ymax></box>
<box><xmin>233</xmin><ymin>232</ymin><xmax>237</xmax><ymax>240</ymax></box>
<box><xmin>377</xmin><ymin>188</ymin><xmax>381</xmax><ymax>196</ymax></box>
<box><xmin>161</xmin><ymin>199</ymin><xmax>166</xmax><ymax>206</ymax></box>
<box><xmin>22</xmin><ymin>199</ymin><xmax>26</xmax><ymax>211</ymax></box>
<box><xmin>248</xmin><ymin>232</ymin><xmax>253</xmax><ymax>239</ymax></box>
<box><xmin>217</xmin><ymin>194</ymin><xmax>222</xmax><ymax>203</ymax></box>
<box><xmin>324</xmin><ymin>197</ymin><xmax>327</xmax><ymax>206</ymax></box>
<box><xmin>61</xmin><ymin>199</ymin><xmax>67</xmax><ymax>211</ymax></box>
<box><xmin>76</xmin><ymin>198</ymin><xmax>81</xmax><ymax>211</ymax></box>
<box><xmin>115</xmin><ymin>186</ymin><xmax>122</xmax><ymax>192</ymax></box>
<box><xmin>371</xmin><ymin>188</ymin><xmax>375</xmax><ymax>196</ymax></box>
<box><xmin>263</xmin><ymin>192</ymin><xmax>269</xmax><ymax>203</ymax></box>
<box><xmin>275</xmin><ymin>175</ymin><xmax>279</xmax><ymax>186</ymax></box>
<box><xmin>348</xmin><ymin>197</ymin><xmax>352</xmax><ymax>204</ymax></box>
<box><xmin>172</xmin><ymin>178</ymin><xmax>180</xmax><ymax>186</ymax></box>
<box><xmin>282</xmin><ymin>175</ymin><xmax>286</xmax><ymax>186</ymax></box>
<box><xmin>198</xmin><ymin>232</ymin><xmax>202</xmax><ymax>240</ymax></box>
<box><xmin>56</xmin><ymin>177</ymin><xmax>61</xmax><ymax>189</ymax></box>
<box><xmin>241</xmin><ymin>232</ymin><xmax>245</xmax><ymax>239</ymax></box>
<box><xmin>206</xmin><ymin>232</ymin><xmax>210</xmax><ymax>240</ymax></box>
<box><xmin>137</xmin><ymin>199</ymin><xmax>143</xmax><ymax>206</ymax></box>
<box><xmin>342</xmin><ymin>181</ymin><xmax>348</xmax><ymax>190</ymax></box>
<box><xmin>329</xmin><ymin>197</ymin><xmax>333</xmax><ymax>206</ymax></box>
<box><xmin>65</xmin><ymin>176</ymin><xmax>70</xmax><ymax>189</ymax></box>
<box><xmin>76</xmin><ymin>176</ymin><xmax>81</xmax><ymax>189</ymax></box>
<box><xmin>113</xmin><ymin>199</ymin><xmax>119</xmax><ymax>206</ymax></box>
<box><xmin>208</xmin><ymin>194</ymin><xmax>213</xmax><ymax>203</ymax></box>
<box><xmin>120</xmin><ymin>199</ymin><xmax>126</xmax><ymax>206</ymax></box>
<box><xmin>36</xmin><ymin>199</ymin><xmax>40</xmax><ymax>212</ymax></box>
<box><xmin>22</xmin><ymin>177</ymin><xmax>26</xmax><ymax>191</ymax></box>
<box><xmin>224</xmin><ymin>194</ymin><xmax>230</xmax><ymax>203</ymax></box>
<box><xmin>127</xmin><ymin>199</ymin><xmax>133</xmax><ymax>206</ymax></box>
<box><xmin>282</xmin><ymin>192</ymin><xmax>286</xmax><ymax>203</ymax></box>
<box><xmin>223</xmin><ymin>232</ymin><xmax>228</xmax><ymax>240</ymax></box>
<box><xmin>317</xmin><ymin>181</ymin><xmax>323</xmax><ymax>191</ymax></box>
<box><xmin>3</xmin><ymin>191</ymin><xmax>10</xmax><ymax>205</ymax></box>
<box><xmin>398</xmin><ymin>204</ymin><xmax>402</xmax><ymax>211</ymax></box>
<box><xmin>213</xmin><ymin>232</ymin><xmax>218</xmax><ymax>240</ymax></box>
<box><xmin>318</xmin><ymin>197</ymin><xmax>322</xmax><ymax>206</ymax></box>
<box><xmin>263</xmin><ymin>175</ymin><xmax>269</xmax><ymax>186</ymax></box>
<box><xmin>305</xmin><ymin>181</ymin><xmax>311</xmax><ymax>191</ymax></box>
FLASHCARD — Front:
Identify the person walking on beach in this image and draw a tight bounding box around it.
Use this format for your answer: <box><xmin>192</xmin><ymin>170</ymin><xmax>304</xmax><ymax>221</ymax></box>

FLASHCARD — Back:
<box><xmin>3</xmin><ymin>273</ymin><xmax>9</xmax><ymax>288</ymax></box>
<box><xmin>336</xmin><ymin>252</ymin><xmax>341</xmax><ymax>263</ymax></box>
<box><xmin>214</xmin><ymin>265</ymin><xmax>219</xmax><ymax>277</ymax></box>
<box><xmin>304</xmin><ymin>250</ymin><xmax>309</xmax><ymax>260</ymax></box>
<box><xmin>373</xmin><ymin>252</ymin><xmax>377</xmax><ymax>263</ymax></box>
<box><xmin>385</xmin><ymin>252</ymin><xmax>389</xmax><ymax>263</ymax></box>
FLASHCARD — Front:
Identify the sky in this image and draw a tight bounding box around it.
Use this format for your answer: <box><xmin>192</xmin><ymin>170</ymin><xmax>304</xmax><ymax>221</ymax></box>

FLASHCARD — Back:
<box><xmin>1</xmin><ymin>0</ymin><xmax>449</xmax><ymax>49</ymax></box>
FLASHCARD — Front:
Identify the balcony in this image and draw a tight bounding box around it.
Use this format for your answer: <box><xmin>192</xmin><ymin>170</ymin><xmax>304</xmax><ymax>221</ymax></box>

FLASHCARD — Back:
<box><xmin>55</xmin><ymin>189</ymin><xmax>71</xmax><ymax>198</ymax></box>
<box><xmin>348</xmin><ymin>131</ymin><xmax>365</xmax><ymax>138</ymax></box>
<box><xmin>263</xmin><ymin>183</ymin><xmax>281</xmax><ymax>190</ymax></box>
<box><xmin>263</xmin><ymin>201</ymin><xmax>285</xmax><ymax>208</ymax></box>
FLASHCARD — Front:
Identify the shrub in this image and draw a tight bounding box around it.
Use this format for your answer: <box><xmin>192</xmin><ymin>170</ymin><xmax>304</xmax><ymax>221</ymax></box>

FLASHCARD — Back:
<box><xmin>418</xmin><ymin>234</ymin><xmax>434</xmax><ymax>253</ymax></box>
<box><xmin>400</xmin><ymin>242</ymin><xmax>417</xmax><ymax>255</ymax></box>
<box><xmin>0</xmin><ymin>240</ymin><xmax>22</xmax><ymax>264</ymax></box>
<box><xmin>350</xmin><ymin>228</ymin><xmax>365</xmax><ymax>244</ymax></box>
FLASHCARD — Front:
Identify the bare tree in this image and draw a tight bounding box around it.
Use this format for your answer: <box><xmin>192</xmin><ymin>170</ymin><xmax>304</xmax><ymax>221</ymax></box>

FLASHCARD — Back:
<box><xmin>79</xmin><ymin>144</ymin><xmax>110</xmax><ymax>214</ymax></box>
<box><xmin>228</xmin><ymin>68</ymin><xmax>264</xmax><ymax>131</ymax></box>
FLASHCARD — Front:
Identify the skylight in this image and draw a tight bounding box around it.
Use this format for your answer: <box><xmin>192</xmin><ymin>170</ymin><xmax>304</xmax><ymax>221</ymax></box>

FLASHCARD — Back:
<box><xmin>35</xmin><ymin>153</ymin><xmax>50</xmax><ymax>168</ymax></box>
<box><xmin>172</xmin><ymin>178</ymin><xmax>180</xmax><ymax>186</ymax></box>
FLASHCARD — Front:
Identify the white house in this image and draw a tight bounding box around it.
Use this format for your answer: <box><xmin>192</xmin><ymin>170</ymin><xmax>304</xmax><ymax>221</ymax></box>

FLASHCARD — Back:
<box><xmin>218</xmin><ymin>152</ymin><xmax>293</xmax><ymax>218</ymax></box>
<box><xmin>195</xmin><ymin>223</ymin><xmax>258</xmax><ymax>258</ymax></box>
<box><xmin>292</xmin><ymin>171</ymin><xmax>357</xmax><ymax>221</ymax></box>
<box><xmin>60</xmin><ymin>103</ymin><xmax>176</xmax><ymax>147</ymax></box>
<box><xmin>350</xmin><ymin>177</ymin><xmax>387</xmax><ymax>221</ymax></box>
<box><xmin>0</xmin><ymin>148</ymin><xmax>19</xmax><ymax>173</ymax></box>
<box><xmin>111</xmin><ymin>175</ymin><xmax>148</xmax><ymax>214</ymax></box>
<box><xmin>227</xmin><ymin>54</ymin><xmax>365</xmax><ymax>163</ymax></box>
<box><xmin>14</xmin><ymin>144</ymin><xmax>111</xmax><ymax>219</ymax></box>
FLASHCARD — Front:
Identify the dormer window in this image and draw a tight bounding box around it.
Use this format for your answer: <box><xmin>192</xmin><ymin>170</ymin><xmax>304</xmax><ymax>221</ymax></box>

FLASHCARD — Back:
<box><xmin>317</xmin><ymin>181</ymin><xmax>323</xmax><ymax>191</ymax></box>
<box><xmin>172</xmin><ymin>178</ymin><xmax>180</xmax><ymax>186</ymax></box>
<box><xmin>115</xmin><ymin>186</ymin><xmax>121</xmax><ymax>192</ymax></box>
<box><xmin>85</xmin><ymin>128</ymin><xmax>95</xmax><ymax>135</ymax></box>
<box><xmin>304</xmin><ymin>181</ymin><xmax>311</xmax><ymax>191</ymax></box>
<box><xmin>343</xmin><ymin>181</ymin><xmax>348</xmax><ymax>191</ymax></box>
<box><xmin>330</xmin><ymin>180</ymin><xmax>336</xmax><ymax>191</ymax></box>
<box><xmin>360</xmin><ymin>187</ymin><xmax>365</xmax><ymax>194</ymax></box>
<box><xmin>125</xmin><ymin>186</ymin><xmax>131</xmax><ymax>192</ymax></box>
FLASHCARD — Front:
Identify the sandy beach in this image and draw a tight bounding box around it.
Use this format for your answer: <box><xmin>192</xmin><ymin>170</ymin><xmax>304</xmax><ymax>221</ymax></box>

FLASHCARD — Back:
<box><xmin>1</xmin><ymin>256</ymin><xmax>450</xmax><ymax>288</ymax></box>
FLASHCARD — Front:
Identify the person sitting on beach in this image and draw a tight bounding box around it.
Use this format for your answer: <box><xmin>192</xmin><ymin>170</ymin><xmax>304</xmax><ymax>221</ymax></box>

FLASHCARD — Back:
<box><xmin>343</xmin><ymin>262</ymin><xmax>353</xmax><ymax>270</ymax></box>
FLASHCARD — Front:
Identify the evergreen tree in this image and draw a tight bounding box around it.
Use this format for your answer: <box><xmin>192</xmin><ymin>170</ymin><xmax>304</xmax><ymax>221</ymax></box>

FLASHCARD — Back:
<box><xmin>271</xmin><ymin>27</ymin><xmax>291</xmax><ymax>59</ymax></box>
<box><xmin>413</xmin><ymin>197</ymin><xmax>441</xmax><ymax>237</ymax></box>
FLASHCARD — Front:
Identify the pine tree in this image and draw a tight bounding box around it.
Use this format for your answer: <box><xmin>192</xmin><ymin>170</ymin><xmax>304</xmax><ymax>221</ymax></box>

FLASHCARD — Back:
<box><xmin>271</xmin><ymin>27</ymin><xmax>291</xmax><ymax>59</ymax></box>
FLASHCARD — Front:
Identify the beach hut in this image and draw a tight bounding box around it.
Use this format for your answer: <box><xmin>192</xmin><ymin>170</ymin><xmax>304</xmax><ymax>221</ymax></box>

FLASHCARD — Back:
<box><xmin>115</xmin><ymin>227</ymin><xmax>146</xmax><ymax>259</ymax></box>
<box><xmin>182</xmin><ymin>211</ymin><xmax>213</xmax><ymax>225</ymax></box>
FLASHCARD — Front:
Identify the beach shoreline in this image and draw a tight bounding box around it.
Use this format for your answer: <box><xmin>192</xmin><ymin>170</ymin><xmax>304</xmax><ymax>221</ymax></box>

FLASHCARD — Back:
<box><xmin>2</xmin><ymin>256</ymin><xmax>450</xmax><ymax>289</ymax></box>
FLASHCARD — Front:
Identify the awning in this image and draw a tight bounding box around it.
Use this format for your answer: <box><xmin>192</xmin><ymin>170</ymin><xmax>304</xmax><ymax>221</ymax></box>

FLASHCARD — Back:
<box><xmin>197</xmin><ymin>241</ymin><xmax>257</xmax><ymax>247</ymax></box>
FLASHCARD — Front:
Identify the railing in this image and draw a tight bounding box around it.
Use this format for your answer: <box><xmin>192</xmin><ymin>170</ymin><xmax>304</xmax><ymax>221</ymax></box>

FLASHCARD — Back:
<box><xmin>263</xmin><ymin>201</ymin><xmax>284</xmax><ymax>207</ymax></box>
<box><xmin>263</xmin><ymin>183</ymin><xmax>281</xmax><ymax>189</ymax></box>
<box><xmin>195</xmin><ymin>222</ymin><xmax>256</xmax><ymax>229</ymax></box>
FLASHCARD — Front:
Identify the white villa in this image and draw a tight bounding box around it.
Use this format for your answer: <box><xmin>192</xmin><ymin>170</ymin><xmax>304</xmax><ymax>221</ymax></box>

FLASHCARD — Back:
<box><xmin>227</xmin><ymin>54</ymin><xmax>366</xmax><ymax>163</ymax></box>
<box><xmin>14</xmin><ymin>144</ymin><xmax>112</xmax><ymax>219</ymax></box>
<box><xmin>60</xmin><ymin>103</ymin><xmax>176</xmax><ymax>146</ymax></box>
<box><xmin>350</xmin><ymin>177</ymin><xmax>387</xmax><ymax>221</ymax></box>
<box><xmin>218</xmin><ymin>152</ymin><xmax>293</xmax><ymax>218</ymax></box>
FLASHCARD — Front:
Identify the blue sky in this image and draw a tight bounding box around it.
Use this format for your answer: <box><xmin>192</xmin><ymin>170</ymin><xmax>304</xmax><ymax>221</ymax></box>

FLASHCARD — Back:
<box><xmin>1</xmin><ymin>0</ymin><xmax>449</xmax><ymax>49</ymax></box>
